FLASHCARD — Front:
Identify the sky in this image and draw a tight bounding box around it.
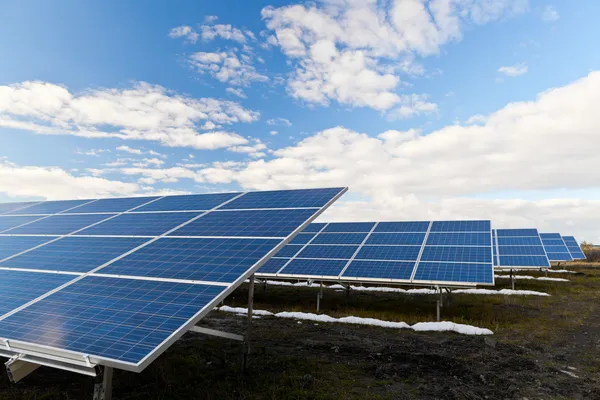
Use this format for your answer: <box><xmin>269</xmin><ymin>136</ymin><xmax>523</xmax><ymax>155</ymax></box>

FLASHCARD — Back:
<box><xmin>1</xmin><ymin>0</ymin><xmax>599</xmax><ymax>243</ymax></box>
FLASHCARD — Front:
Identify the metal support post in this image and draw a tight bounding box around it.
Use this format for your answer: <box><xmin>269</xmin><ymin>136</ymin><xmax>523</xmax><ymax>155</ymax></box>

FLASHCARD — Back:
<box><xmin>436</xmin><ymin>287</ymin><xmax>442</xmax><ymax>322</ymax></box>
<box><xmin>510</xmin><ymin>269</ymin><xmax>515</xmax><ymax>291</ymax></box>
<box><xmin>243</xmin><ymin>274</ymin><xmax>255</xmax><ymax>371</ymax></box>
<box><xmin>316</xmin><ymin>282</ymin><xmax>323</xmax><ymax>313</ymax></box>
<box><xmin>345</xmin><ymin>284</ymin><xmax>351</xmax><ymax>298</ymax></box>
<box><xmin>93</xmin><ymin>367</ymin><xmax>113</xmax><ymax>400</ymax></box>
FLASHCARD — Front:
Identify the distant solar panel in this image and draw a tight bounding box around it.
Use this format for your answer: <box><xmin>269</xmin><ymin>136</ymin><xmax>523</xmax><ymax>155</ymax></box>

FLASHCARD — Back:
<box><xmin>540</xmin><ymin>233</ymin><xmax>573</xmax><ymax>261</ymax></box>
<box><xmin>7</xmin><ymin>199</ymin><xmax>92</xmax><ymax>215</ymax></box>
<box><xmin>258</xmin><ymin>220</ymin><xmax>494</xmax><ymax>286</ymax></box>
<box><xmin>562</xmin><ymin>236</ymin><xmax>586</xmax><ymax>260</ymax></box>
<box><xmin>0</xmin><ymin>187</ymin><xmax>346</xmax><ymax>372</ymax></box>
<box><xmin>494</xmin><ymin>229</ymin><xmax>550</xmax><ymax>269</ymax></box>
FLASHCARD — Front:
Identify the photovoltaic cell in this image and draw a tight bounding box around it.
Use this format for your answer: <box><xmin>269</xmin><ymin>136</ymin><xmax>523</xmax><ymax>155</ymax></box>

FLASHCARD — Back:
<box><xmin>420</xmin><ymin>246</ymin><xmax>492</xmax><ymax>263</ymax></box>
<box><xmin>297</xmin><ymin>245</ymin><xmax>359</xmax><ymax>259</ymax></box>
<box><xmin>99</xmin><ymin>237</ymin><xmax>281</xmax><ymax>283</ymax></box>
<box><xmin>499</xmin><ymin>256</ymin><xmax>551</xmax><ymax>267</ymax></box>
<box><xmin>496</xmin><ymin>229</ymin><xmax>539</xmax><ymax>237</ymax></box>
<box><xmin>275</xmin><ymin>245</ymin><xmax>304</xmax><ymax>258</ymax></box>
<box><xmin>258</xmin><ymin>258</ymin><xmax>289</xmax><ymax>274</ymax></box>
<box><xmin>311</xmin><ymin>233</ymin><xmax>367</xmax><ymax>245</ymax></box>
<box><xmin>562</xmin><ymin>236</ymin><xmax>586</xmax><ymax>260</ymax></box>
<box><xmin>497</xmin><ymin>237</ymin><xmax>543</xmax><ymax>246</ymax></box>
<box><xmin>374</xmin><ymin>221</ymin><xmax>429</xmax><ymax>233</ymax></box>
<box><xmin>0</xmin><ymin>276</ymin><xmax>226</xmax><ymax>364</ymax></box>
<box><xmin>425</xmin><ymin>232</ymin><xmax>491</xmax><ymax>246</ymax></box>
<box><xmin>498</xmin><ymin>245</ymin><xmax>546</xmax><ymax>256</ymax></box>
<box><xmin>62</xmin><ymin>197</ymin><xmax>158</xmax><ymax>214</ymax></box>
<box><xmin>540</xmin><ymin>233</ymin><xmax>573</xmax><ymax>261</ymax></box>
<box><xmin>342</xmin><ymin>260</ymin><xmax>414</xmax><ymax>280</ymax></box>
<box><xmin>365</xmin><ymin>233</ymin><xmax>425</xmax><ymax>245</ymax></box>
<box><xmin>302</xmin><ymin>223</ymin><xmax>326</xmax><ymax>233</ymax></box>
<box><xmin>134</xmin><ymin>193</ymin><xmax>240</xmax><ymax>212</ymax></box>
<box><xmin>1</xmin><ymin>237</ymin><xmax>149</xmax><ymax>273</ymax></box>
<box><xmin>430</xmin><ymin>220</ymin><xmax>490</xmax><ymax>232</ymax></box>
<box><xmin>278</xmin><ymin>258</ymin><xmax>348</xmax><ymax>277</ymax></box>
<box><xmin>219</xmin><ymin>188</ymin><xmax>344</xmax><ymax>210</ymax></box>
<box><xmin>413</xmin><ymin>262</ymin><xmax>492</xmax><ymax>284</ymax></box>
<box><xmin>169</xmin><ymin>209</ymin><xmax>317</xmax><ymax>238</ymax></box>
<box><xmin>356</xmin><ymin>245</ymin><xmax>421</xmax><ymax>261</ymax></box>
<box><xmin>323</xmin><ymin>222</ymin><xmax>375</xmax><ymax>233</ymax></box>
<box><xmin>289</xmin><ymin>233</ymin><xmax>316</xmax><ymax>245</ymax></box>
<box><xmin>0</xmin><ymin>202</ymin><xmax>39</xmax><ymax>215</ymax></box>
<box><xmin>8</xmin><ymin>200</ymin><xmax>92</xmax><ymax>215</ymax></box>
<box><xmin>76</xmin><ymin>212</ymin><xmax>201</xmax><ymax>236</ymax></box>
<box><xmin>0</xmin><ymin>270</ymin><xmax>73</xmax><ymax>315</ymax></box>
<box><xmin>0</xmin><ymin>216</ymin><xmax>46</xmax><ymax>233</ymax></box>
<box><xmin>0</xmin><ymin>236</ymin><xmax>56</xmax><ymax>261</ymax></box>
<box><xmin>5</xmin><ymin>214</ymin><xmax>113</xmax><ymax>235</ymax></box>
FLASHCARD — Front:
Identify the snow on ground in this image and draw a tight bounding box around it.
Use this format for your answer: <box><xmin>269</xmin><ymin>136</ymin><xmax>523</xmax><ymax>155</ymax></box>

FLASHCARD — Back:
<box><xmin>495</xmin><ymin>275</ymin><xmax>569</xmax><ymax>282</ymax></box>
<box><xmin>411</xmin><ymin>321</ymin><xmax>493</xmax><ymax>335</ymax></box>
<box><xmin>559</xmin><ymin>369</ymin><xmax>580</xmax><ymax>378</ymax></box>
<box><xmin>547</xmin><ymin>269</ymin><xmax>577</xmax><ymax>274</ymax></box>
<box><xmin>217</xmin><ymin>307</ymin><xmax>491</xmax><ymax>335</ymax></box>
<box><xmin>453</xmin><ymin>289</ymin><xmax>550</xmax><ymax>296</ymax></box>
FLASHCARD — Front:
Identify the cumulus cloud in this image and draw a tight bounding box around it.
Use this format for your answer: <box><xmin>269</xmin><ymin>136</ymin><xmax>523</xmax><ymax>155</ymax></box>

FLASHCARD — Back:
<box><xmin>266</xmin><ymin>117</ymin><xmax>292</xmax><ymax>127</ymax></box>
<box><xmin>0</xmin><ymin>81</ymin><xmax>260</xmax><ymax>150</ymax></box>
<box><xmin>200</xmin><ymin>24</ymin><xmax>255</xmax><ymax>43</ymax></box>
<box><xmin>188</xmin><ymin>51</ymin><xmax>268</xmax><ymax>86</ymax></box>
<box><xmin>168</xmin><ymin>25</ymin><xmax>199</xmax><ymax>43</ymax></box>
<box><xmin>498</xmin><ymin>63</ymin><xmax>528</xmax><ymax>77</ymax></box>
<box><xmin>262</xmin><ymin>0</ymin><xmax>527</xmax><ymax>112</ymax></box>
<box><xmin>541</xmin><ymin>5</ymin><xmax>559</xmax><ymax>22</ymax></box>
<box><xmin>226</xmin><ymin>87</ymin><xmax>247</xmax><ymax>98</ymax></box>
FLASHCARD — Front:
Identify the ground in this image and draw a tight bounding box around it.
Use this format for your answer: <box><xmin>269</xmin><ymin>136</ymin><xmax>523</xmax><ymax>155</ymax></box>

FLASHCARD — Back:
<box><xmin>1</xmin><ymin>264</ymin><xmax>600</xmax><ymax>399</ymax></box>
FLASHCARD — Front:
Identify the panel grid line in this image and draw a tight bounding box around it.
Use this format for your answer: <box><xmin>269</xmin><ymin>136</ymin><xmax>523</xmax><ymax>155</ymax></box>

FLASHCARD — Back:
<box><xmin>274</xmin><ymin>222</ymin><xmax>330</xmax><ymax>275</ymax></box>
<box><xmin>409</xmin><ymin>221</ymin><xmax>433</xmax><ymax>281</ymax></box>
<box><xmin>337</xmin><ymin>222</ymin><xmax>379</xmax><ymax>278</ymax></box>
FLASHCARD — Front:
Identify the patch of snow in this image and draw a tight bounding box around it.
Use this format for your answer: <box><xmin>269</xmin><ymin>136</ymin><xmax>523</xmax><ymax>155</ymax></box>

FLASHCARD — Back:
<box><xmin>559</xmin><ymin>369</ymin><xmax>580</xmax><ymax>378</ymax></box>
<box><xmin>537</xmin><ymin>277</ymin><xmax>569</xmax><ymax>282</ymax></box>
<box><xmin>495</xmin><ymin>275</ymin><xmax>569</xmax><ymax>282</ymax></box>
<box><xmin>547</xmin><ymin>269</ymin><xmax>577</xmax><ymax>274</ymax></box>
<box><xmin>454</xmin><ymin>289</ymin><xmax>550</xmax><ymax>296</ymax></box>
<box><xmin>411</xmin><ymin>321</ymin><xmax>493</xmax><ymax>335</ymax></box>
<box><xmin>218</xmin><ymin>306</ymin><xmax>274</xmax><ymax>316</ymax></box>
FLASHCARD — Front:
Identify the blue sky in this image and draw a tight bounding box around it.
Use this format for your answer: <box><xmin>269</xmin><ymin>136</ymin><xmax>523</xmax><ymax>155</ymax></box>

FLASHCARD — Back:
<box><xmin>1</xmin><ymin>0</ymin><xmax>599</xmax><ymax>242</ymax></box>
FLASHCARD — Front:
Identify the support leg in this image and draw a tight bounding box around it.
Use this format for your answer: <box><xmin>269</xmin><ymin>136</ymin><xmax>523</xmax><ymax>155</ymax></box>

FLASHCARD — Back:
<box><xmin>436</xmin><ymin>287</ymin><xmax>443</xmax><ymax>322</ymax></box>
<box><xmin>316</xmin><ymin>282</ymin><xmax>323</xmax><ymax>313</ymax></box>
<box><xmin>93</xmin><ymin>367</ymin><xmax>113</xmax><ymax>400</ymax></box>
<box><xmin>510</xmin><ymin>269</ymin><xmax>515</xmax><ymax>291</ymax></box>
<box><xmin>243</xmin><ymin>274</ymin><xmax>255</xmax><ymax>371</ymax></box>
<box><xmin>345</xmin><ymin>284</ymin><xmax>351</xmax><ymax>298</ymax></box>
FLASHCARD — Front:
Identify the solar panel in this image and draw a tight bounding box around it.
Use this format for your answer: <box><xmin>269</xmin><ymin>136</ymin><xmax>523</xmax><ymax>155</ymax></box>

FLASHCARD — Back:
<box><xmin>289</xmin><ymin>233</ymin><xmax>316</xmax><ymax>245</ymax></box>
<box><xmin>492</xmin><ymin>228</ymin><xmax>550</xmax><ymax>269</ymax></box>
<box><xmin>259</xmin><ymin>220</ymin><xmax>494</xmax><ymax>286</ymax></box>
<box><xmin>0</xmin><ymin>187</ymin><xmax>346</xmax><ymax>372</ymax></box>
<box><xmin>0</xmin><ymin>201</ymin><xmax>40</xmax><ymax>215</ymax></box>
<box><xmin>562</xmin><ymin>236</ymin><xmax>586</xmax><ymax>260</ymax></box>
<box><xmin>7</xmin><ymin>199</ymin><xmax>92</xmax><ymax>215</ymax></box>
<box><xmin>540</xmin><ymin>233</ymin><xmax>573</xmax><ymax>261</ymax></box>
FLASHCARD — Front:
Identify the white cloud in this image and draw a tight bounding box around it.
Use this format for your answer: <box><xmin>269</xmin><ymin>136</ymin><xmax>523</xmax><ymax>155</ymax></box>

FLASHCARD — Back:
<box><xmin>0</xmin><ymin>160</ymin><xmax>141</xmax><ymax>200</ymax></box>
<box><xmin>76</xmin><ymin>148</ymin><xmax>110</xmax><ymax>157</ymax></box>
<box><xmin>0</xmin><ymin>81</ymin><xmax>260</xmax><ymax>150</ymax></box>
<box><xmin>204</xmin><ymin>15</ymin><xmax>218</xmax><ymax>24</ymax></box>
<box><xmin>541</xmin><ymin>5</ymin><xmax>559</xmax><ymax>22</ymax></box>
<box><xmin>200</xmin><ymin>24</ymin><xmax>254</xmax><ymax>43</ymax></box>
<box><xmin>498</xmin><ymin>63</ymin><xmax>528</xmax><ymax>77</ymax></box>
<box><xmin>226</xmin><ymin>87</ymin><xmax>247</xmax><ymax>98</ymax></box>
<box><xmin>262</xmin><ymin>0</ymin><xmax>528</xmax><ymax>112</ymax></box>
<box><xmin>132</xmin><ymin>158</ymin><xmax>165</xmax><ymax>168</ymax></box>
<box><xmin>228</xmin><ymin>139</ymin><xmax>268</xmax><ymax>158</ymax></box>
<box><xmin>266</xmin><ymin>117</ymin><xmax>292</xmax><ymax>127</ymax></box>
<box><xmin>391</xmin><ymin>94</ymin><xmax>438</xmax><ymax>119</ymax></box>
<box><xmin>116</xmin><ymin>145</ymin><xmax>143</xmax><ymax>155</ymax></box>
<box><xmin>188</xmin><ymin>51</ymin><xmax>268</xmax><ymax>86</ymax></box>
<box><xmin>270</xmin><ymin>130</ymin><xmax>278</xmax><ymax>135</ymax></box>
<box><xmin>184</xmin><ymin>71</ymin><xmax>600</xmax><ymax>242</ymax></box>
<box><xmin>168</xmin><ymin>25</ymin><xmax>199</xmax><ymax>43</ymax></box>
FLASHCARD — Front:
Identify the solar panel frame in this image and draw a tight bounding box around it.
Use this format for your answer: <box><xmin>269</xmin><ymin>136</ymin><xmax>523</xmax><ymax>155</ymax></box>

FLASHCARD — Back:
<box><xmin>0</xmin><ymin>187</ymin><xmax>348</xmax><ymax>372</ymax></box>
<box><xmin>540</xmin><ymin>232</ymin><xmax>573</xmax><ymax>262</ymax></box>
<box><xmin>562</xmin><ymin>236</ymin><xmax>586</xmax><ymax>260</ymax></box>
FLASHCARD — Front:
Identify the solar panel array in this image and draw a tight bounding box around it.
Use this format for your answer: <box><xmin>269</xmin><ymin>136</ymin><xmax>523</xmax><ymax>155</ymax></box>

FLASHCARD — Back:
<box><xmin>258</xmin><ymin>220</ymin><xmax>494</xmax><ymax>286</ymax></box>
<box><xmin>0</xmin><ymin>187</ymin><xmax>346</xmax><ymax>371</ymax></box>
<box><xmin>539</xmin><ymin>233</ymin><xmax>573</xmax><ymax>261</ymax></box>
<box><xmin>493</xmin><ymin>229</ymin><xmax>551</xmax><ymax>269</ymax></box>
<box><xmin>562</xmin><ymin>236</ymin><xmax>586</xmax><ymax>260</ymax></box>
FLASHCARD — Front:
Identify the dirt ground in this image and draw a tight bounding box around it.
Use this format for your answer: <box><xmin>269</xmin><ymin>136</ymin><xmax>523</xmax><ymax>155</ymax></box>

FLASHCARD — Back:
<box><xmin>1</xmin><ymin>264</ymin><xmax>599</xmax><ymax>399</ymax></box>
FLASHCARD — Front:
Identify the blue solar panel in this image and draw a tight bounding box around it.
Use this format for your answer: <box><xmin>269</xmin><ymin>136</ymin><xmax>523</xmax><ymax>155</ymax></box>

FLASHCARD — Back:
<box><xmin>420</xmin><ymin>246</ymin><xmax>492</xmax><ymax>263</ymax></box>
<box><xmin>275</xmin><ymin>245</ymin><xmax>303</xmax><ymax>258</ymax></box>
<box><xmin>562</xmin><ymin>236</ymin><xmax>586</xmax><ymax>259</ymax></box>
<box><xmin>497</xmin><ymin>237</ymin><xmax>542</xmax><ymax>246</ymax></box>
<box><xmin>297</xmin><ymin>245</ymin><xmax>358</xmax><ymax>259</ymax></box>
<box><xmin>76</xmin><ymin>212</ymin><xmax>201</xmax><ymax>236</ymax></box>
<box><xmin>311</xmin><ymin>233</ymin><xmax>368</xmax><ymax>245</ymax></box>
<box><xmin>289</xmin><ymin>233</ymin><xmax>316</xmax><ymax>245</ymax></box>
<box><xmin>0</xmin><ymin>270</ymin><xmax>73</xmax><ymax>315</ymax></box>
<box><xmin>365</xmin><ymin>233</ymin><xmax>425</xmax><ymax>245</ymax></box>
<box><xmin>413</xmin><ymin>261</ymin><xmax>493</xmax><ymax>284</ymax></box>
<box><xmin>430</xmin><ymin>220</ymin><xmax>490</xmax><ymax>232</ymax></box>
<box><xmin>545</xmin><ymin>252</ymin><xmax>573</xmax><ymax>261</ymax></box>
<box><xmin>544</xmin><ymin>245</ymin><xmax>571</xmax><ymax>253</ymax></box>
<box><xmin>219</xmin><ymin>188</ymin><xmax>344</xmax><ymax>210</ymax></box>
<box><xmin>540</xmin><ymin>233</ymin><xmax>562</xmax><ymax>240</ymax></box>
<box><xmin>0</xmin><ymin>202</ymin><xmax>39</xmax><ymax>215</ymax></box>
<box><xmin>302</xmin><ymin>223</ymin><xmax>327</xmax><ymax>233</ymax></box>
<box><xmin>425</xmin><ymin>232</ymin><xmax>491</xmax><ymax>246</ymax></box>
<box><xmin>169</xmin><ymin>209</ymin><xmax>317</xmax><ymax>238</ymax></box>
<box><xmin>374</xmin><ymin>221</ymin><xmax>430</xmax><ymax>233</ymax></box>
<box><xmin>542</xmin><ymin>239</ymin><xmax>566</xmax><ymax>246</ymax></box>
<box><xmin>498</xmin><ymin>245</ymin><xmax>546</xmax><ymax>256</ymax></box>
<box><xmin>279</xmin><ymin>259</ymin><xmax>348</xmax><ymax>277</ymax></box>
<box><xmin>0</xmin><ymin>216</ymin><xmax>46</xmax><ymax>233</ymax></box>
<box><xmin>62</xmin><ymin>197</ymin><xmax>158</xmax><ymax>214</ymax></box>
<box><xmin>0</xmin><ymin>236</ymin><xmax>56</xmax><ymax>261</ymax></box>
<box><xmin>323</xmin><ymin>222</ymin><xmax>375</xmax><ymax>233</ymax></box>
<box><xmin>0</xmin><ymin>276</ymin><xmax>226</xmax><ymax>363</ymax></box>
<box><xmin>100</xmin><ymin>238</ymin><xmax>280</xmax><ymax>283</ymax></box>
<box><xmin>5</xmin><ymin>214</ymin><xmax>113</xmax><ymax>235</ymax></box>
<box><xmin>7</xmin><ymin>200</ymin><xmax>92</xmax><ymax>215</ymax></box>
<box><xmin>356</xmin><ymin>245</ymin><xmax>421</xmax><ymax>261</ymax></box>
<box><xmin>342</xmin><ymin>260</ymin><xmax>414</xmax><ymax>280</ymax></box>
<box><xmin>258</xmin><ymin>258</ymin><xmax>289</xmax><ymax>274</ymax></box>
<box><xmin>135</xmin><ymin>193</ymin><xmax>240</xmax><ymax>212</ymax></box>
<box><xmin>496</xmin><ymin>229</ymin><xmax>539</xmax><ymax>237</ymax></box>
<box><xmin>1</xmin><ymin>237</ymin><xmax>149</xmax><ymax>273</ymax></box>
<box><xmin>499</xmin><ymin>256</ymin><xmax>551</xmax><ymax>267</ymax></box>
